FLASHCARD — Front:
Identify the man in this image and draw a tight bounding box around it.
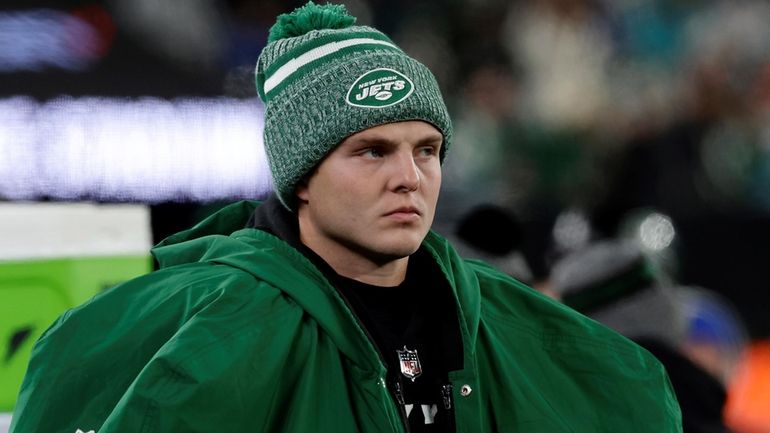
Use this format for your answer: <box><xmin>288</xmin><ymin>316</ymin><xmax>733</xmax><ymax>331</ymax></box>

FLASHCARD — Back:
<box><xmin>10</xmin><ymin>3</ymin><xmax>681</xmax><ymax>433</ymax></box>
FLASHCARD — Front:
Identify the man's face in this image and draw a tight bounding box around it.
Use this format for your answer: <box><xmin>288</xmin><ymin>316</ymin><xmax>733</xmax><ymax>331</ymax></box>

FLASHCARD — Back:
<box><xmin>297</xmin><ymin>120</ymin><xmax>443</xmax><ymax>266</ymax></box>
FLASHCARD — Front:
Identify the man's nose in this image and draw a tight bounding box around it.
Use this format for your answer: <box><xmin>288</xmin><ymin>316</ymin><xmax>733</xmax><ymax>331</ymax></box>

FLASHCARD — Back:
<box><xmin>390</xmin><ymin>151</ymin><xmax>420</xmax><ymax>192</ymax></box>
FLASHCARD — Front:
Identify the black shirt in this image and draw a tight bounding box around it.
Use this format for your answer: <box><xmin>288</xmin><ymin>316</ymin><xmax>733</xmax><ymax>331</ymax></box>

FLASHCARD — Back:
<box><xmin>335</xmin><ymin>251</ymin><xmax>457</xmax><ymax>432</ymax></box>
<box><xmin>248</xmin><ymin>195</ymin><xmax>462</xmax><ymax>432</ymax></box>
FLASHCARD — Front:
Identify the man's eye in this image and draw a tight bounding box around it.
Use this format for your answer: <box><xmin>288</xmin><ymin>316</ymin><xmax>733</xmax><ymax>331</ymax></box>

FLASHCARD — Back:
<box><xmin>362</xmin><ymin>148</ymin><xmax>383</xmax><ymax>158</ymax></box>
<box><xmin>418</xmin><ymin>146</ymin><xmax>437</xmax><ymax>157</ymax></box>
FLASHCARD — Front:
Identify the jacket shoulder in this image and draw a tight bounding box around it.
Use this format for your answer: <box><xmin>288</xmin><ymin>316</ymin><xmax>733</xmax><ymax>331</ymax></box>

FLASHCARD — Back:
<box><xmin>11</xmin><ymin>262</ymin><xmax>300</xmax><ymax>433</ymax></box>
<box><xmin>471</xmin><ymin>258</ymin><xmax>669</xmax><ymax>367</ymax></box>
<box><xmin>465</xmin><ymin>260</ymin><xmax>682</xmax><ymax>432</ymax></box>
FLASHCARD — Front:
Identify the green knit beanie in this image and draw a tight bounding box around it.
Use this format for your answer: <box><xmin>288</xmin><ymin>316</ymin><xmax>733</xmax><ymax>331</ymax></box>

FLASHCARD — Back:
<box><xmin>255</xmin><ymin>1</ymin><xmax>453</xmax><ymax>210</ymax></box>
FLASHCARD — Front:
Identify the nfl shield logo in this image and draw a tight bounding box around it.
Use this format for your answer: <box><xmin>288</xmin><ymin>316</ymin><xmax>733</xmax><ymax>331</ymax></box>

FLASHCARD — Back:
<box><xmin>397</xmin><ymin>346</ymin><xmax>422</xmax><ymax>382</ymax></box>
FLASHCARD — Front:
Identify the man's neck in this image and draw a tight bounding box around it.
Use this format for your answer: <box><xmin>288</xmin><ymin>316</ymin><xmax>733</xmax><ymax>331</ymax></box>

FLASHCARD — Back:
<box><xmin>298</xmin><ymin>232</ymin><xmax>410</xmax><ymax>287</ymax></box>
<box><xmin>329</xmin><ymin>256</ymin><xmax>409</xmax><ymax>287</ymax></box>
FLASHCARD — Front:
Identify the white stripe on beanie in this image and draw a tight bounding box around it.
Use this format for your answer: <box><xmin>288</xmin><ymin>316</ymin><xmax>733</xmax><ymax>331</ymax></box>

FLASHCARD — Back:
<box><xmin>263</xmin><ymin>38</ymin><xmax>398</xmax><ymax>95</ymax></box>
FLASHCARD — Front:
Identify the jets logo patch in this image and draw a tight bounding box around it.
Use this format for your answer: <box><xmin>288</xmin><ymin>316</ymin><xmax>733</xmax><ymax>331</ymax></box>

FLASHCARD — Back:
<box><xmin>346</xmin><ymin>68</ymin><xmax>414</xmax><ymax>108</ymax></box>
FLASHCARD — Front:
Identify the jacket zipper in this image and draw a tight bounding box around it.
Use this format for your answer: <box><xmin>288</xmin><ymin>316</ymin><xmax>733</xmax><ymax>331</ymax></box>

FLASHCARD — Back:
<box><xmin>441</xmin><ymin>383</ymin><xmax>456</xmax><ymax>432</ymax></box>
<box><xmin>329</xmin><ymin>285</ymin><xmax>411</xmax><ymax>433</ymax></box>
<box><xmin>393</xmin><ymin>378</ymin><xmax>412</xmax><ymax>433</ymax></box>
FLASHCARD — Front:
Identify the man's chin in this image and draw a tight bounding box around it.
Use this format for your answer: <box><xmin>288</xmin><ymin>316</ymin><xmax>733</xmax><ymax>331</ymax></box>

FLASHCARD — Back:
<box><xmin>368</xmin><ymin>241</ymin><xmax>423</xmax><ymax>263</ymax></box>
<box><xmin>343</xmin><ymin>229</ymin><xmax>428</xmax><ymax>264</ymax></box>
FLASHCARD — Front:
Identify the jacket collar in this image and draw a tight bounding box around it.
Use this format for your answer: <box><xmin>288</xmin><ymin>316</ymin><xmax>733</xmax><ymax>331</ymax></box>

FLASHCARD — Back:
<box><xmin>246</xmin><ymin>193</ymin><xmax>301</xmax><ymax>246</ymax></box>
<box><xmin>151</xmin><ymin>198</ymin><xmax>481</xmax><ymax>375</ymax></box>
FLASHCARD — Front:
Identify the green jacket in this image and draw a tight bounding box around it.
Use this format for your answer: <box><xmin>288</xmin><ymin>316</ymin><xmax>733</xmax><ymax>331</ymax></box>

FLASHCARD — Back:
<box><xmin>10</xmin><ymin>201</ymin><xmax>681</xmax><ymax>433</ymax></box>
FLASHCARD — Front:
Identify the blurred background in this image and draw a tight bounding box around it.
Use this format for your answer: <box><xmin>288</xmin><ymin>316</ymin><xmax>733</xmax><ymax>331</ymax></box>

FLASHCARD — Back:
<box><xmin>0</xmin><ymin>0</ymin><xmax>768</xmax><ymax>432</ymax></box>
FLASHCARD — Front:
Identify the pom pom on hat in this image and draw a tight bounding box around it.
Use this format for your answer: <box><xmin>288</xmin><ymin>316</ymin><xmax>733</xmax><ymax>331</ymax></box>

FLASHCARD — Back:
<box><xmin>268</xmin><ymin>2</ymin><xmax>356</xmax><ymax>43</ymax></box>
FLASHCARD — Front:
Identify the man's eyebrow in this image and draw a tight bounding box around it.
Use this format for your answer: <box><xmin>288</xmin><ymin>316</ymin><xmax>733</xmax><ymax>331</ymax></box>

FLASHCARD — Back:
<box><xmin>351</xmin><ymin>134</ymin><xmax>443</xmax><ymax>146</ymax></box>
<box><xmin>417</xmin><ymin>135</ymin><xmax>444</xmax><ymax>145</ymax></box>
<box><xmin>349</xmin><ymin>136</ymin><xmax>393</xmax><ymax>146</ymax></box>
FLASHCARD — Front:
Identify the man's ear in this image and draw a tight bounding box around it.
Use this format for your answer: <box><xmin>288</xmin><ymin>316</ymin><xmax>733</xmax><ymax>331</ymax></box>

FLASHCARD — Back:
<box><xmin>296</xmin><ymin>163</ymin><xmax>320</xmax><ymax>204</ymax></box>
<box><xmin>296</xmin><ymin>176</ymin><xmax>310</xmax><ymax>203</ymax></box>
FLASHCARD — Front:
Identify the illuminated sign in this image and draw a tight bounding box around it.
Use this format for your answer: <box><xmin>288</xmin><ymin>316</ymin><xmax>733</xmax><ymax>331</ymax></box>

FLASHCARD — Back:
<box><xmin>0</xmin><ymin>96</ymin><xmax>271</xmax><ymax>202</ymax></box>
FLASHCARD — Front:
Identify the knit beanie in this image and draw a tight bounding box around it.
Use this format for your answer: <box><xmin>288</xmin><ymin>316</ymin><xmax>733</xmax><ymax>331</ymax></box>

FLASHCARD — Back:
<box><xmin>255</xmin><ymin>2</ymin><xmax>453</xmax><ymax>210</ymax></box>
<box><xmin>550</xmin><ymin>240</ymin><xmax>686</xmax><ymax>348</ymax></box>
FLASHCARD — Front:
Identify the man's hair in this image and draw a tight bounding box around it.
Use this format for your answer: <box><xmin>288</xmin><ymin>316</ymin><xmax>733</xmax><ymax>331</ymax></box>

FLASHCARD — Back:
<box><xmin>255</xmin><ymin>1</ymin><xmax>452</xmax><ymax>210</ymax></box>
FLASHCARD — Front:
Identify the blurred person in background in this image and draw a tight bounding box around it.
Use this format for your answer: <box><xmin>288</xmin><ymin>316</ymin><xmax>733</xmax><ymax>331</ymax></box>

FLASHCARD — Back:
<box><xmin>550</xmin><ymin>240</ymin><xmax>737</xmax><ymax>433</ymax></box>
<box><xmin>450</xmin><ymin>203</ymin><xmax>533</xmax><ymax>284</ymax></box>
<box><xmin>675</xmin><ymin>287</ymin><xmax>748</xmax><ymax>389</ymax></box>
<box><xmin>10</xmin><ymin>2</ymin><xmax>681</xmax><ymax>433</ymax></box>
